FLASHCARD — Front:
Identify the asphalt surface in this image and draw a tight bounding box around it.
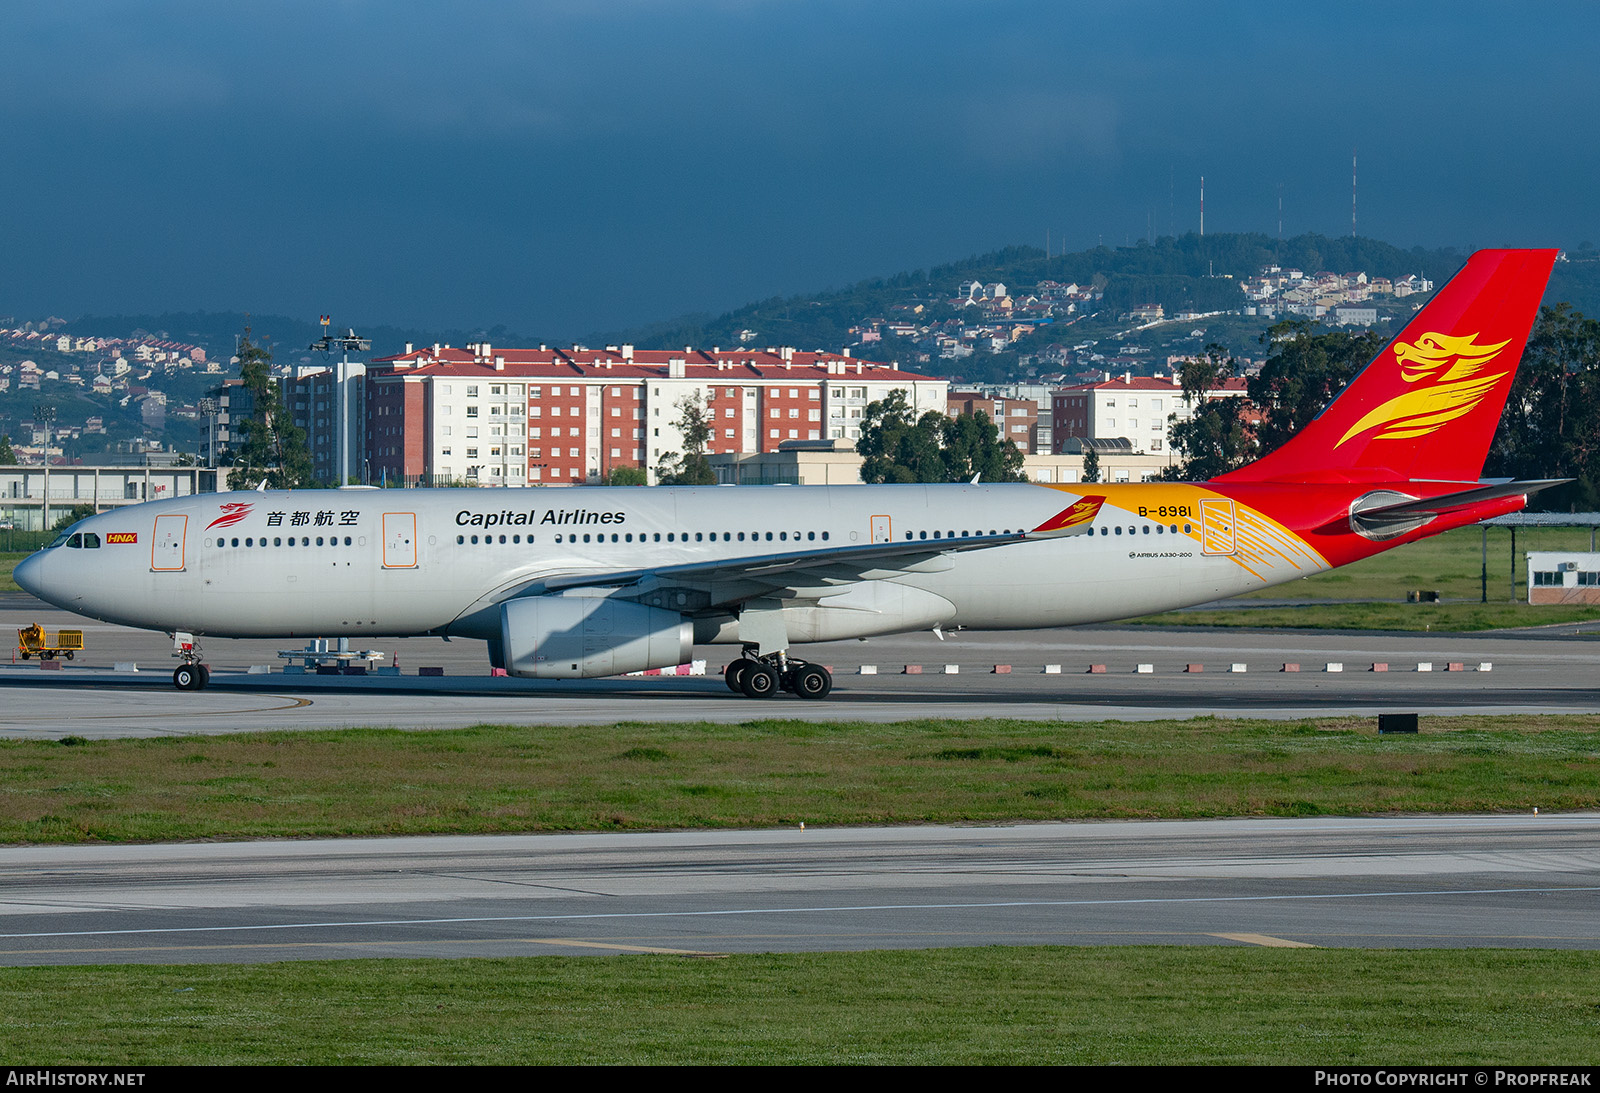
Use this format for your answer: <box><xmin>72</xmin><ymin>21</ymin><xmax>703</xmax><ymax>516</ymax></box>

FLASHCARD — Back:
<box><xmin>4</xmin><ymin>594</ymin><xmax>1600</xmax><ymax>736</ymax></box>
<box><xmin>0</xmin><ymin>817</ymin><xmax>1595</xmax><ymax>965</ymax></box>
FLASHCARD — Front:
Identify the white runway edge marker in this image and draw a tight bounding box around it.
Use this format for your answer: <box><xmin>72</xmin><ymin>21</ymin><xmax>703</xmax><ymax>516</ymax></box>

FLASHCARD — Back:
<box><xmin>1417</xmin><ymin>662</ymin><xmax>1434</xmax><ymax>672</ymax></box>
<box><xmin>1230</xmin><ymin>663</ymin><xmax>1247</xmax><ymax>673</ymax></box>
<box><xmin>1325</xmin><ymin>662</ymin><xmax>1344</xmax><ymax>673</ymax></box>
<box><xmin>1136</xmin><ymin>664</ymin><xmax>1154</xmax><ymax>674</ymax></box>
<box><xmin>1042</xmin><ymin>664</ymin><xmax>1061</xmax><ymax>674</ymax></box>
<box><xmin>943</xmin><ymin>664</ymin><xmax>959</xmax><ymax>674</ymax></box>
<box><xmin>858</xmin><ymin>665</ymin><xmax>877</xmax><ymax>675</ymax></box>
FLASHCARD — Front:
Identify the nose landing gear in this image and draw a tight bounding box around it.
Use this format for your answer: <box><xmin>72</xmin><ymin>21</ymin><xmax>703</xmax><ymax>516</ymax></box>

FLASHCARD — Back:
<box><xmin>171</xmin><ymin>631</ymin><xmax>209</xmax><ymax>691</ymax></box>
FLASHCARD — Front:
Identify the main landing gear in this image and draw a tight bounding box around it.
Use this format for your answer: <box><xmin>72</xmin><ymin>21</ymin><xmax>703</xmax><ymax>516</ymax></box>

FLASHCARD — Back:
<box><xmin>723</xmin><ymin>648</ymin><xmax>833</xmax><ymax>700</ymax></box>
<box><xmin>171</xmin><ymin>631</ymin><xmax>210</xmax><ymax>691</ymax></box>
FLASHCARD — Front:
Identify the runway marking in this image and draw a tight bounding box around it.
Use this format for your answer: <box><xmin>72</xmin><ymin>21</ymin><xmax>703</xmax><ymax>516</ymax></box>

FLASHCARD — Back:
<box><xmin>0</xmin><ymin>693</ymin><xmax>312</xmax><ymax>726</ymax></box>
<box><xmin>1210</xmin><ymin>932</ymin><xmax>1316</xmax><ymax>948</ymax></box>
<box><xmin>519</xmin><ymin>937</ymin><xmax>725</xmax><ymax>957</ymax></box>
<box><xmin>2</xmin><ymin>883</ymin><xmax>1597</xmax><ymax>941</ymax></box>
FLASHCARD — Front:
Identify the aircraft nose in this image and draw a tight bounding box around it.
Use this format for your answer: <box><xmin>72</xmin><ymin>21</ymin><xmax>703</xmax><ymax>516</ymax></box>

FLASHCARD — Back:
<box><xmin>12</xmin><ymin>552</ymin><xmax>44</xmax><ymax>599</ymax></box>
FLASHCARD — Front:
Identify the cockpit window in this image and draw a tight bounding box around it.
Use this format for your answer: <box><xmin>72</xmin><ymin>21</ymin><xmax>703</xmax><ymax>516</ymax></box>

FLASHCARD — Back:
<box><xmin>47</xmin><ymin>532</ymin><xmax>70</xmax><ymax>549</ymax></box>
<box><xmin>82</xmin><ymin>533</ymin><xmax>101</xmax><ymax>549</ymax></box>
<box><xmin>65</xmin><ymin>534</ymin><xmax>83</xmax><ymax>549</ymax></box>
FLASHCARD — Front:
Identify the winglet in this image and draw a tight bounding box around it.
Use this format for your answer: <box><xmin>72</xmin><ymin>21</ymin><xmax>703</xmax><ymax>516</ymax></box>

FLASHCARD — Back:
<box><xmin>1029</xmin><ymin>494</ymin><xmax>1105</xmax><ymax>537</ymax></box>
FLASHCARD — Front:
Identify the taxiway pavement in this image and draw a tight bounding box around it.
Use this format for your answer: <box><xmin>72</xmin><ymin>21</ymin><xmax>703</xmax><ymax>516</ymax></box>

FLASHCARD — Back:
<box><xmin>0</xmin><ymin>817</ymin><xmax>1595</xmax><ymax>965</ymax></box>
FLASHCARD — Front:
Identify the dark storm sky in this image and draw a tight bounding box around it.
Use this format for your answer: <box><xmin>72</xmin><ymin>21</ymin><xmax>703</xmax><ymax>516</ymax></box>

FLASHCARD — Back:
<box><xmin>3</xmin><ymin>1</ymin><xmax>1595</xmax><ymax>339</ymax></box>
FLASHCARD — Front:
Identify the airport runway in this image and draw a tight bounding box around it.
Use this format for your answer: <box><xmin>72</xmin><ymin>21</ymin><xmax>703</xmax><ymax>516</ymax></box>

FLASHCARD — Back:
<box><xmin>4</xmin><ymin>595</ymin><xmax>1600</xmax><ymax>736</ymax></box>
<box><xmin>0</xmin><ymin>817</ymin><xmax>1595</xmax><ymax>965</ymax></box>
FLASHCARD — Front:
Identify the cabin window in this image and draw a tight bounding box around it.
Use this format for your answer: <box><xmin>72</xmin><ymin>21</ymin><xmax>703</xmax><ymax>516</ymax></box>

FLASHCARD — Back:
<box><xmin>246</xmin><ymin>538</ymin><xmax>254</xmax><ymax>547</ymax></box>
<box><xmin>457</xmin><ymin>535</ymin><xmax>465</xmax><ymax>544</ymax></box>
<box><xmin>821</xmin><ymin>532</ymin><xmax>829</xmax><ymax>541</ymax></box>
<box><xmin>583</xmin><ymin>534</ymin><xmax>591</xmax><ymax>543</ymax></box>
<box><xmin>274</xmin><ymin>537</ymin><xmax>283</xmax><ymax>546</ymax></box>
<box><xmin>1184</xmin><ymin>524</ymin><xmax>1193</xmax><ymax>534</ymax></box>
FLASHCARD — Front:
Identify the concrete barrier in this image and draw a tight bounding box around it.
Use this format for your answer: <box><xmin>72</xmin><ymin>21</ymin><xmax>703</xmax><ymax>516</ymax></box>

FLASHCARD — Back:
<box><xmin>1325</xmin><ymin>663</ymin><xmax>1344</xmax><ymax>673</ymax></box>
<box><xmin>1478</xmin><ymin>662</ymin><xmax>1493</xmax><ymax>672</ymax></box>
<box><xmin>1445</xmin><ymin>662</ymin><xmax>1466</xmax><ymax>672</ymax></box>
<box><xmin>1185</xmin><ymin>663</ymin><xmax>1204</xmax><ymax>673</ymax></box>
<box><xmin>991</xmin><ymin>665</ymin><xmax>1012</xmax><ymax>674</ymax></box>
<box><xmin>1135</xmin><ymin>664</ymin><xmax>1154</xmax><ymax>674</ymax></box>
<box><xmin>419</xmin><ymin>666</ymin><xmax>445</xmax><ymax>677</ymax></box>
<box><xmin>1230</xmin><ymin>663</ymin><xmax>1247</xmax><ymax>673</ymax></box>
<box><xmin>1370</xmin><ymin>662</ymin><xmax>1389</xmax><ymax>672</ymax></box>
<box><xmin>1043</xmin><ymin>664</ymin><xmax>1061</xmax><ymax>674</ymax></box>
<box><xmin>1281</xmin><ymin>663</ymin><xmax>1300</xmax><ymax>672</ymax></box>
<box><xmin>247</xmin><ymin>665</ymin><xmax>271</xmax><ymax>675</ymax></box>
<box><xmin>1086</xmin><ymin>664</ymin><xmax>1106</xmax><ymax>674</ymax></box>
<box><xmin>903</xmin><ymin>665</ymin><xmax>922</xmax><ymax>674</ymax></box>
<box><xmin>39</xmin><ymin>660</ymin><xmax>61</xmax><ymax>671</ymax></box>
<box><xmin>114</xmin><ymin>662</ymin><xmax>139</xmax><ymax>673</ymax></box>
<box><xmin>1416</xmin><ymin>662</ymin><xmax>1433</xmax><ymax>672</ymax></box>
<box><xmin>858</xmin><ymin>665</ymin><xmax>878</xmax><ymax>675</ymax></box>
<box><xmin>943</xmin><ymin>664</ymin><xmax>959</xmax><ymax>675</ymax></box>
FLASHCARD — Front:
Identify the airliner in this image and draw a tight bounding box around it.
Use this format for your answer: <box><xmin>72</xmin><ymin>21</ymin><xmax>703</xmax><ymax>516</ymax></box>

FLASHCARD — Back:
<box><xmin>14</xmin><ymin>249</ymin><xmax>1561</xmax><ymax>699</ymax></box>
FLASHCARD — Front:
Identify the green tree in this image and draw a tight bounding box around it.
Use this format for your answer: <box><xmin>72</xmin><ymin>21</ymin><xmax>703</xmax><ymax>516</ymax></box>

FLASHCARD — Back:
<box><xmin>1163</xmin><ymin>344</ymin><xmax>1257</xmax><ymax>480</ymax></box>
<box><xmin>654</xmin><ymin>393</ymin><xmax>717</xmax><ymax>485</ymax></box>
<box><xmin>1080</xmin><ymin>446</ymin><xmax>1100</xmax><ymax>484</ymax></box>
<box><xmin>227</xmin><ymin>328</ymin><xmax>314</xmax><ymax>491</ymax></box>
<box><xmin>1488</xmin><ymin>303</ymin><xmax>1600</xmax><ymax>510</ymax></box>
<box><xmin>857</xmin><ymin>390</ymin><xmax>1026</xmax><ymax>483</ymax></box>
<box><xmin>604</xmin><ymin>466</ymin><xmax>649</xmax><ymax>486</ymax></box>
<box><xmin>0</xmin><ymin>435</ymin><xmax>16</xmax><ymax>465</ymax></box>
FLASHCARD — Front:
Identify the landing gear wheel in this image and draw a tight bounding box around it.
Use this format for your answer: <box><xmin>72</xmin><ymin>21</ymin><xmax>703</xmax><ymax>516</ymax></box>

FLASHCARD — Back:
<box><xmin>173</xmin><ymin>665</ymin><xmax>199</xmax><ymax>691</ymax></box>
<box><xmin>792</xmin><ymin>663</ymin><xmax>833</xmax><ymax>700</ymax></box>
<box><xmin>198</xmin><ymin>664</ymin><xmax>211</xmax><ymax>688</ymax></box>
<box><xmin>724</xmin><ymin>659</ymin><xmax>751</xmax><ymax>694</ymax></box>
<box><xmin>738</xmin><ymin>662</ymin><xmax>780</xmax><ymax>699</ymax></box>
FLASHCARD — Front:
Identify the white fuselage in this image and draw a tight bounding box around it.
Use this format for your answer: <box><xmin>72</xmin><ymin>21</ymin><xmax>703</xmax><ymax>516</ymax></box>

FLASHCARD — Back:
<box><xmin>15</xmin><ymin>483</ymin><xmax>1310</xmax><ymax>645</ymax></box>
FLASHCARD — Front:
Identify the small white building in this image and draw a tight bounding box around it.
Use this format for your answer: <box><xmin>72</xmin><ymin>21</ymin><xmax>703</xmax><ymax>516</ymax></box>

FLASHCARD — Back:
<box><xmin>1527</xmin><ymin>552</ymin><xmax>1600</xmax><ymax>604</ymax></box>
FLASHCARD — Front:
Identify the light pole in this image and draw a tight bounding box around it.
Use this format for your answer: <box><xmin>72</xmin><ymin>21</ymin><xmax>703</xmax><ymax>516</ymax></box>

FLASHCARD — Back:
<box><xmin>198</xmin><ymin>397</ymin><xmax>217</xmax><ymax>468</ymax></box>
<box><xmin>309</xmin><ymin>320</ymin><xmax>370</xmax><ymax>487</ymax></box>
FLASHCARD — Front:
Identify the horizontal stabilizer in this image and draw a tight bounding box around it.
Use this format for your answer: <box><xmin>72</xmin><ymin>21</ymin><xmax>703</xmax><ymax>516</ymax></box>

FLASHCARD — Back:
<box><xmin>1358</xmin><ymin>479</ymin><xmax>1568</xmax><ymax>521</ymax></box>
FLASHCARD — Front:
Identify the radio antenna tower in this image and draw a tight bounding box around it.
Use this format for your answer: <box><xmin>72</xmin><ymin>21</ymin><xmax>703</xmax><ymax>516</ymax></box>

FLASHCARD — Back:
<box><xmin>1200</xmin><ymin>175</ymin><xmax>1205</xmax><ymax>237</ymax></box>
<box><xmin>1352</xmin><ymin>147</ymin><xmax>1358</xmax><ymax>237</ymax></box>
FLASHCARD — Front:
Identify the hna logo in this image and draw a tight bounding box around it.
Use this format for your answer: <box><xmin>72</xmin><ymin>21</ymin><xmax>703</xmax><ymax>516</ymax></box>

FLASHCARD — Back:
<box><xmin>1336</xmin><ymin>331</ymin><xmax>1513</xmax><ymax>448</ymax></box>
<box><xmin>205</xmin><ymin>502</ymin><xmax>254</xmax><ymax>530</ymax></box>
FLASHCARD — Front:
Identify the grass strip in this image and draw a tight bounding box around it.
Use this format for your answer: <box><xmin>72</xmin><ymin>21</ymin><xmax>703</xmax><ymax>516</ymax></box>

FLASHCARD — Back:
<box><xmin>2</xmin><ymin>948</ymin><xmax>1597</xmax><ymax>1064</ymax></box>
<box><xmin>1132</xmin><ymin>602</ymin><xmax>1600</xmax><ymax>630</ymax></box>
<box><xmin>4</xmin><ymin>716</ymin><xmax>1598</xmax><ymax>844</ymax></box>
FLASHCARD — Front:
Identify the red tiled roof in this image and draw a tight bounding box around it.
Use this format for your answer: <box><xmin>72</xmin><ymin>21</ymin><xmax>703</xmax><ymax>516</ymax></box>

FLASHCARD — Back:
<box><xmin>368</xmin><ymin>345</ymin><xmax>934</xmax><ymax>383</ymax></box>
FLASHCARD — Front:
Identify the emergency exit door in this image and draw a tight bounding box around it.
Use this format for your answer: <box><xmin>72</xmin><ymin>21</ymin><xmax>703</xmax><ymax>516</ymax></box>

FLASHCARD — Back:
<box><xmin>382</xmin><ymin>513</ymin><xmax>417</xmax><ymax>568</ymax></box>
<box><xmin>1199</xmin><ymin>498</ymin><xmax>1237</xmax><ymax>556</ymax></box>
<box><xmin>870</xmin><ymin>515</ymin><xmax>892</xmax><ymax>543</ymax></box>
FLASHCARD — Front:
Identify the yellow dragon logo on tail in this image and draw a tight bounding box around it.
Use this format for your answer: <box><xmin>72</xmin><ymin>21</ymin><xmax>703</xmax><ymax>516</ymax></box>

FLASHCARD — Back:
<box><xmin>1336</xmin><ymin>331</ymin><xmax>1512</xmax><ymax>447</ymax></box>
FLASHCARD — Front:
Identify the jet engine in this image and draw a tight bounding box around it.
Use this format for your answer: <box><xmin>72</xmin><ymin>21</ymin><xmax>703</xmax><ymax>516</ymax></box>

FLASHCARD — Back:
<box><xmin>499</xmin><ymin>595</ymin><xmax>693</xmax><ymax>678</ymax></box>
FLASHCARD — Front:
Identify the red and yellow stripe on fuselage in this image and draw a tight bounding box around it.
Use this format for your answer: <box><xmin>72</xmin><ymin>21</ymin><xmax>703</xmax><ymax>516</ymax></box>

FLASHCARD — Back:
<box><xmin>1043</xmin><ymin>478</ymin><xmax>1524</xmax><ymax>591</ymax></box>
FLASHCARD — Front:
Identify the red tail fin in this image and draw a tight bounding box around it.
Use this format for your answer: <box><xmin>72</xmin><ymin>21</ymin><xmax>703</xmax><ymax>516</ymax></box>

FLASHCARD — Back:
<box><xmin>1218</xmin><ymin>249</ymin><xmax>1557</xmax><ymax>484</ymax></box>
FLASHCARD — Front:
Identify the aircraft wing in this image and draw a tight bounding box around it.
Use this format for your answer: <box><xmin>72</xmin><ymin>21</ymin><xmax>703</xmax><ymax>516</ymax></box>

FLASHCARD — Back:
<box><xmin>525</xmin><ymin>495</ymin><xmax>1106</xmax><ymax>607</ymax></box>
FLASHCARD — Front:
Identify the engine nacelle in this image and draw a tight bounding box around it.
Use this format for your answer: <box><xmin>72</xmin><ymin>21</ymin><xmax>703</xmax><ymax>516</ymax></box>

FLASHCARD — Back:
<box><xmin>500</xmin><ymin>596</ymin><xmax>693</xmax><ymax>679</ymax></box>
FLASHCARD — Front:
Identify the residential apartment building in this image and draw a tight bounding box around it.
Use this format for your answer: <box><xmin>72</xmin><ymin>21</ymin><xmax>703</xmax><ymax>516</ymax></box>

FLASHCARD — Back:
<box><xmin>946</xmin><ymin>391</ymin><xmax>1051</xmax><ymax>454</ymax></box>
<box><xmin>1051</xmin><ymin>372</ymin><xmax>1248</xmax><ymax>465</ymax></box>
<box><xmin>364</xmin><ymin>343</ymin><xmax>947</xmax><ymax>486</ymax></box>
